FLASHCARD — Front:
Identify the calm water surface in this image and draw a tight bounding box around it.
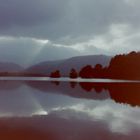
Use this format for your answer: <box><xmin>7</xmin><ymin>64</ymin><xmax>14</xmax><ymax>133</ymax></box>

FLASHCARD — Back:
<box><xmin>0</xmin><ymin>78</ymin><xmax>140</xmax><ymax>140</ymax></box>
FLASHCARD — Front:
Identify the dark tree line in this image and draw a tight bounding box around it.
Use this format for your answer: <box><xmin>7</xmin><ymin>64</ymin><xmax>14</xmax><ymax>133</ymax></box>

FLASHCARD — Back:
<box><xmin>107</xmin><ymin>51</ymin><xmax>140</xmax><ymax>80</ymax></box>
<box><xmin>50</xmin><ymin>51</ymin><xmax>140</xmax><ymax>80</ymax></box>
<box><xmin>78</xmin><ymin>51</ymin><xmax>140</xmax><ymax>80</ymax></box>
<box><xmin>50</xmin><ymin>70</ymin><xmax>61</xmax><ymax>78</ymax></box>
<box><xmin>79</xmin><ymin>64</ymin><xmax>108</xmax><ymax>78</ymax></box>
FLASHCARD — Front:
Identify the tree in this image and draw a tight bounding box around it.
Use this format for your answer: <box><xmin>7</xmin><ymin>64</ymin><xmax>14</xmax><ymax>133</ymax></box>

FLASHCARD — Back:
<box><xmin>79</xmin><ymin>65</ymin><xmax>93</xmax><ymax>78</ymax></box>
<box><xmin>50</xmin><ymin>70</ymin><xmax>61</xmax><ymax>78</ymax></box>
<box><xmin>69</xmin><ymin>68</ymin><xmax>78</xmax><ymax>78</ymax></box>
<box><xmin>94</xmin><ymin>64</ymin><xmax>103</xmax><ymax>70</ymax></box>
<box><xmin>108</xmin><ymin>51</ymin><xmax>140</xmax><ymax>80</ymax></box>
<box><xmin>93</xmin><ymin>64</ymin><xmax>103</xmax><ymax>78</ymax></box>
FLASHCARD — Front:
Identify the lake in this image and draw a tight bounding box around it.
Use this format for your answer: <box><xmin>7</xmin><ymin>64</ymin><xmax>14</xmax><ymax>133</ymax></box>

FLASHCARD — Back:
<box><xmin>0</xmin><ymin>78</ymin><xmax>140</xmax><ymax>140</ymax></box>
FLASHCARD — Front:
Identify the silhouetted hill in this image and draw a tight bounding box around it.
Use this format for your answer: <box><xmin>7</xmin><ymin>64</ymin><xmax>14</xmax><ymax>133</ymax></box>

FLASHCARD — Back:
<box><xmin>27</xmin><ymin>55</ymin><xmax>111</xmax><ymax>76</ymax></box>
<box><xmin>0</xmin><ymin>62</ymin><xmax>23</xmax><ymax>72</ymax></box>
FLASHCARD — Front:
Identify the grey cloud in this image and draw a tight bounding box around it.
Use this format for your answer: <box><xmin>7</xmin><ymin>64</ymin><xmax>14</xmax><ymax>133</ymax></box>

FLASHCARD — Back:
<box><xmin>0</xmin><ymin>0</ymin><xmax>139</xmax><ymax>58</ymax></box>
<box><xmin>0</xmin><ymin>0</ymin><xmax>140</xmax><ymax>40</ymax></box>
<box><xmin>0</xmin><ymin>37</ymin><xmax>80</xmax><ymax>67</ymax></box>
<box><xmin>0</xmin><ymin>0</ymin><xmax>67</xmax><ymax>30</ymax></box>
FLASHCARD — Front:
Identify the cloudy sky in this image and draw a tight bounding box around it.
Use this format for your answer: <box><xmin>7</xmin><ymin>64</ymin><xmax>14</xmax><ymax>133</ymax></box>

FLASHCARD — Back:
<box><xmin>0</xmin><ymin>0</ymin><xmax>140</xmax><ymax>66</ymax></box>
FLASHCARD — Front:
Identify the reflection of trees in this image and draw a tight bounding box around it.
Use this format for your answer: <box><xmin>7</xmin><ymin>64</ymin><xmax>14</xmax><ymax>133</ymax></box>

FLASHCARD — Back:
<box><xmin>79</xmin><ymin>82</ymin><xmax>93</xmax><ymax>92</ymax></box>
<box><xmin>26</xmin><ymin>81</ymin><xmax>109</xmax><ymax>101</ymax></box>
<box><xmin>51</xmin><ymin>81</ymin><xmax>60</xmax><ymax>86</ymax></box>
<box><xmin>79</xmin><ymin>82</ymin><xmax>140</xmax><ymax>107</ymax></box>
<box><xmin>70</xmin><ymin>82</ymin><xmax>77</xmax><ymax>88</ymax></box>
<box><xmin>79</xmin><ymin>82</ymin><xmax>104</xmax><ymax>93</ymax></box>
<box><xmin>26</xmin><ymin>80</ymin><xmax>140</xmax><ymax>107</ymax></box>
<box><xmin>109</xmin><ymin>83</ymin><xmax>140</xmax><ymax>107</ymax></box>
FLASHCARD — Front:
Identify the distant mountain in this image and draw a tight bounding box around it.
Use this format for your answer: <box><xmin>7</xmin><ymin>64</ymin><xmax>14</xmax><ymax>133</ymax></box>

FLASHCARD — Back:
<box><xmin>0</xmin><ymin>62</ymin><xmax>23</xmax><ymax>72</ymax></box>
<box><xmin>27</xmin><ymin>55</ymin><xmax>111</xmax><ymax>76</ymax></box>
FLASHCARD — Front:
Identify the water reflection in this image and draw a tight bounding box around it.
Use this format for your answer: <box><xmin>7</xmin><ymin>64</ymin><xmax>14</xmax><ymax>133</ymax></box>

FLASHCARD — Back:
<box><xmin>0</xmin><ymin>80</ymin><xmax>140</xmax><ymax>139</ymax></box>
<box><xmin>79</xmin><ymin>82</ymin><xmax>140</xmax><ymax>107</ymax></box>
<box><xmin>27</xmin><ymin>81</ymin><xmax>140</xmax><ymax>107</ymax></box>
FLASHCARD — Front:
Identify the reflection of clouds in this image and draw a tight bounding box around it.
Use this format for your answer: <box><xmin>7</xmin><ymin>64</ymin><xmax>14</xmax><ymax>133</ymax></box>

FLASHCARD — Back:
<box><xmin>0</xmin><ymin>81</ymin><xmax>140</xmax><ymax>137</ymax></box>
<box><xmin>0</xmin><ymin>85</ymin><xmax>48</xmax><ymax>117</ymax></box>
<box><xmin>48</xmin><ymin>100</ymin><xmax>140</xmax><ymax>134</ymax></box>
<box><xmin>1</xmin><ymin>83</ymin><xmax>140</xmax><ymax>135</ymax></box>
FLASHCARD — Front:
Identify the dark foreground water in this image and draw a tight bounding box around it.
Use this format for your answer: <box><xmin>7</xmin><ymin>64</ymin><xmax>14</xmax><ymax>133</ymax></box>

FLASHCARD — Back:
<box><xmin>0</xmin><ymin>79</ymin><xmax>140</xmax><ymax>140</ymax></box>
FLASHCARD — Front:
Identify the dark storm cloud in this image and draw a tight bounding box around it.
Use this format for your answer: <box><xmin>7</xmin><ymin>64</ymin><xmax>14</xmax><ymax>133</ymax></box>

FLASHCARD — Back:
<box><xmin>0</xmin><ymin>0</ymin><xmax>139</xmax><ymax>64</ymax></box>
<box><xmin>0</xmin><ymin>0</ymin><xmax>140</xmax><ymax>40</ymax></box>
<box><xmin>0</xmin><ymin>0</ymin><xmax>67</xmax><ymax>29</ymax></box>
